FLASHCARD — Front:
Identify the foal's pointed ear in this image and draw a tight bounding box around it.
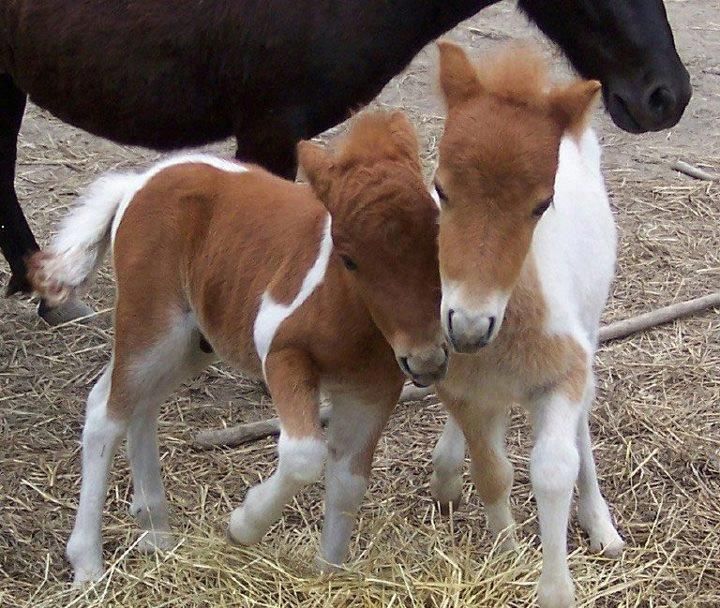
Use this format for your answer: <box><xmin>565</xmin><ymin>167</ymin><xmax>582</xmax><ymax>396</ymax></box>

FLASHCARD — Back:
<box><xmin>548</xmin><ymin>79</ymin><xmax>602</xmax><ymax>136</ymax></box>
<box><xmin>297</xmin><ymin>140</ymin><xmax>334</xmax><ymax>201</ymax></box>
<box><xmin>437</xmin><ymin>41</ymin><xmax>482</xmax><ymax>110</ymax></box>
<box><xmin>388</xmin><ymin>111</ymin><xmax>422</xmax><ymax>170</ymax></box>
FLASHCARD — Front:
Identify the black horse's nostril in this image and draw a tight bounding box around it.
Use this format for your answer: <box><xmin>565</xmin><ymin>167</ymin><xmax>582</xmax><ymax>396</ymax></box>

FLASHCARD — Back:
<box><xmin>646</xmin><ymin>85</ymin><xmax>675</xmax><ymax>118</ymax></box>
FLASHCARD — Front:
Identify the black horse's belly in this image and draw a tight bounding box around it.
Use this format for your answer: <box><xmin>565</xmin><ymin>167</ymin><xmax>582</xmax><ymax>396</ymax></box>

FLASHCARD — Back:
<box><xmin>22</xmin><ymin>71</ymin><xmax>235</xmax><ymax>150</ymax></box>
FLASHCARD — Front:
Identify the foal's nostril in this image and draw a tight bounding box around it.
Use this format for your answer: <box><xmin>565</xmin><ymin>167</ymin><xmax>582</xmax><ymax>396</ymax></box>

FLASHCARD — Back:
<box><xmin>447</xmin><ymin>309</ymin><xmax>455</xmax><ymax>335</ymax></box>
<box><xmin>399</xmin><ymin>356</ymin><xmax>411</xmax><ymax>376</ymax></box>
<box><xmin>646</xmin><ymin>85</ymin><xmax>675</xmax><ymax>118</ymax></box>
<box><xmin>486</xmin><ymin>315</ymin><xmax>496</xmax><ymax>341</ymax></box>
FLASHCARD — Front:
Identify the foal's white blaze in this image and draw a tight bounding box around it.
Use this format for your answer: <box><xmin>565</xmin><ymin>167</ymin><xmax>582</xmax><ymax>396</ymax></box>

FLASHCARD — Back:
<box><xmin>253</xmin><ymin>214</ymin><xmax>333</xmax><ymax>373</ymax></box>
<box><xmin>111</xmin><ymin>153</ymin><xmax>249</xmax><ymax>241</ymax></box>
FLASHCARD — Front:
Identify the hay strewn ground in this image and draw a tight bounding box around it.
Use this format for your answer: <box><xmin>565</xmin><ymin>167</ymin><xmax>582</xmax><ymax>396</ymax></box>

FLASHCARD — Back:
<box><xmin>1</xmin><ymin>2</ymin><xmax>719</xmax><ymax>607</ymax></box>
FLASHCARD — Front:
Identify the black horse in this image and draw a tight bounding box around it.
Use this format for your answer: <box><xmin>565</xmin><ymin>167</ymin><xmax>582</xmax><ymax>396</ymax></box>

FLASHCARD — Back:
<box><xmin>0</xmin><ymin>0</ymin><xmax>691</xmax><ymax>322</ymax></box>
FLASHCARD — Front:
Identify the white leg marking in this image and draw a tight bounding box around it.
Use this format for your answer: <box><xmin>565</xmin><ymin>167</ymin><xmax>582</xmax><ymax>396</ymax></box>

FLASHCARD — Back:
<box><xmin>127</xmin><ymin>407</ymin><xmax>173</xmax><ymax>553</ymax></box>
<box><xmin>576</xmin><ymin>407</ymin><xmax>624</xmax><ymax>557</ymax></box>
<box><xmin>66</xmin><ymin>365</ymin><xmax>127</xmax><ymax>584</ymax></box>
<box><xmin>228</xmin><ymin>434</ymin><xmax>327</xmax><ymax>545</ymax></box>
<box><xmin>320</xmin><ymin>459</ymin><xmax>368</xmax><ymax>570</ymax></box>
<box><xmin>318</xmin><ymin>395</ymin><xmax>389</xmax><ymax>569</ymax></box>
<box><xmin>530</xmin><ymin>393</ymin><xmax>582</xmax><ymax>608</ymax></box>
<box><xmin>253</xmin><ymin>214</ymin><xmax>333</xmax><ymax>374</ymax></box>
<box><xmin>430</xmin><ymin>415</ymin><xmax>465</xmax><ymax>509</ymax></box>
<box><xmin>123</xmin><ymin>313</ymin><xmax>208</xmax><ymax>551</ymax></box>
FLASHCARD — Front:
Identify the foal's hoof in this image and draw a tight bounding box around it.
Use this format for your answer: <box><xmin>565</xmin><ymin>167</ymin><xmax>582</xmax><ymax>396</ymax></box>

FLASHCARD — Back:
<box><xmin>436</xmin><ymin>496</ymin><xmax>463</xmax><ymax>516</ymax></box>
<box><xmin>227</xmin><ymin>507</ymin><xmax>264</xmax><ymax>546</ymax></box>
<box><xmin>136</xmin><ymin>531</ymin><xmax>175</xmax><ymax>553</ymax></box>
<box><xmin>314</xmin><ymin>555</ymin><xmax>344</xmax><ymax>575</ymax></box>
<box><xmin>537</xmin><ymin>571</ymin><xmax>575</xmax><ymax>608</ymax></box>
<box><xmin>494</xmin><ymin>532</ymin><xmax>519</xmax><ymax>555</ymax></box>
<box><xmin>38</xmin><ymin>298</ymin><xmax>94</xmax><ymax>326</ymax></box>
<box><xmin>71</xmin><ymin>566</ymin><xmax>104</xmax><ymax>586</ymax></box>
<box><xmin>590</xmin><ymin>531</ymin><xmax>625</xmax><ymax>558</ymax></box>
<box><xmin>430</xmin><ymin>472</ymin><xmax>463</xmax><ymax>515</ymax></box>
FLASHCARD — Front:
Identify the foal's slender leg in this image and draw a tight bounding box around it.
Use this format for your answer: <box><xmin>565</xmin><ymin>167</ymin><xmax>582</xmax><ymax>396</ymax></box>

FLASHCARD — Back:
<box><xmin>67</xmin><ymin>309</ymin><xmax>210</xmax><ymax>583</ymax></box>
<box><xmin>0</xmin><ymin>74</ymin><xmax>35</xmax><ymax>295</ymax></box>
<box><xmin>126</xmin><ymin>405</ymin><xmax>173</xmax><ymax>552</ymax></box>
<box><xmin>318</xmin><ymin>388</ymin><xmax>398</xmax><ymax>569</ymax></box>
<box><xmin>575</xmin><ymin>375</ymin><xmax>624</xmax><ymax>557</ymax></box>
<box><xmin>429</xmin><ymin>413</ymin><xmax>466</xmax><ymax>513</ymax></box>
<box><xmin>441</xmin><ymin>391</ymin><xmax>517</xmax><ymax>550</ymax></box>
<box><xmin>66</xmin><ymin>363</ymin><xmax>128</xmax><ymax>584</ymax></box>
<box><xmin>123</xmin><ymin>317</ymin><xmax>214</xmax><ymax>551</ymax></box>
<box><xmin>228</xmin><ymin>348</ymin><xmax>326</xmax><ymax>545</ymax></box>
<box><xmin>529</xmin><ymin>386</ymin><xmax>584</xmax><ymax>608</ymax></box>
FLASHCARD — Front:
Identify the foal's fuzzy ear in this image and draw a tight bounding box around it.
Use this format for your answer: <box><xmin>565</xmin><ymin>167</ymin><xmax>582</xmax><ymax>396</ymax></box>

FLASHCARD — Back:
<box><xmin>388</xmin><ymin>111</ymin><xmax>422</xmax><ymax>171</ymax></box>
<box><xmin>548</xmin><ymin>79</ymin><xmax>602</xmax><ymax>137</ymax></box>
<box><xmin>437</xmin><ymin>41</ymin><xmax>483</xmax><ymax>110</ymax></box>
<box><xmin>297</xmin><ymin>140</ymin><xmax>334</xmax><ymax>201</ymax></box>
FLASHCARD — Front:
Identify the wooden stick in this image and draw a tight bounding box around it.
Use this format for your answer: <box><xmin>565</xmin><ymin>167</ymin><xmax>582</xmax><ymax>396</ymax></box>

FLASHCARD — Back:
<box><xmin>597</xmin><ymin>291</ymin><xmax>720</xmax><ymax>342</ymax></box>
<box><xmin>671</xmin><ymin>160</ymin><xmax>718</xmax><ymax>181</ymax></box>
<box><xmin>194</xmin><ymin>292</ymin><xmax>720</xmax><ymax>447</ymax></box>
<box><xmin>194</xmin><ymin>404</ymin><xmax>333</xmax><ymax>449</ymax></box>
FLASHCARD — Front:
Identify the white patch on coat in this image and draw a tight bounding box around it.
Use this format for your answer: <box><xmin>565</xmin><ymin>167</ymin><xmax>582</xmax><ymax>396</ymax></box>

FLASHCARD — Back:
<box><xmin>253</xmin><ymin>214</ymin><xmax>333</xmax><ymax>374</ymax></box>
<box><xmin>529</xmin><ymin>129</ymin><xmax>616</xmax><ymax>343</ymax></box>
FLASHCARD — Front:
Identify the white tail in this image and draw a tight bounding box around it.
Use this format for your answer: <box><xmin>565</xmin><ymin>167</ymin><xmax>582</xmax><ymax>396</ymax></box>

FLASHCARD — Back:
<box><xmin>28</xmin><ymin>172</ymin><xmax>143</xmax><ymax>306</ymax></box>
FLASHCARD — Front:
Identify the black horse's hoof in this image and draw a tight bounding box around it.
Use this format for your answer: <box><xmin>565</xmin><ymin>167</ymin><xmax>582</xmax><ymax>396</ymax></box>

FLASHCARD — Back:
<box><xmin>6</xmin><ymin>273</ymin><xmax>31</xmax><ymax>296</ymax></box>
<box><xmin>38</xmin><ymin>298</ymin><xmax>94</xmax><ymax>326</ymax></box>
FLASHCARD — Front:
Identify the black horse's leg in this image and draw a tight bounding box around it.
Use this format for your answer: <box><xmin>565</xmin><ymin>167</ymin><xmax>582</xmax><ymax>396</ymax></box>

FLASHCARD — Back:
<box><xmin>0</xmin><ymin>74</ymin><xmax>37</xmax><ymax>295</ymax></box>
<box><xmin>235</xmin><ymin>135</ymin><xmax>298</xmax><ymax>180</ymax></box>
<box><xmin>0</xmin><ymin>75</ymin><xmax>93</xmax><ymax>324</ymax></box>
<box><xmin>234</xmin><ymin>110</ymin><xmax>308</xmax><ymax>180</ymax></box>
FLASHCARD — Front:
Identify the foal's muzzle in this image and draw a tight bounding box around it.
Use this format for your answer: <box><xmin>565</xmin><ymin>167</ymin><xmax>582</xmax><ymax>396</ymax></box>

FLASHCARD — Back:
<box><xmin>445</xmin><ymin>307</ymin><xmax>500</xmax><ymax>354</ymax></box>
<box><xmin>398</xmin><ymin>344</ymin><xmax>449</xmax><ymax>387</ymax></box>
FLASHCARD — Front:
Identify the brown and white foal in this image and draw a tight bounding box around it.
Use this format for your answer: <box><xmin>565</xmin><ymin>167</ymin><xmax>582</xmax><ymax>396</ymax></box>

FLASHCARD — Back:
<box><xmin>429</xmin><ymin>44</ymin><xmax>624</xmax><ymax>608</ymax></box>
<box><xmin>30</xmin><ymin>112</ymin><xmax>447</xmax><ymax>583</ymax></box>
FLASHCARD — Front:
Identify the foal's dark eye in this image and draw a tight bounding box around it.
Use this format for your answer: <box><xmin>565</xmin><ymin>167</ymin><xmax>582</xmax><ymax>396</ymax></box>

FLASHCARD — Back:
<box><xmin>340</xmin><ymin>254</ymin><xmax>357</xmax><ymax>271</ymax></box>
<box><xmin>434</xmin><ymin>181</ymin><xmax>448</xmax><ymax>204</ymax></box>
<box><xmin>532</xmin><ymin>196</ymin><xmax>553</xmax><ymax>218</ymax></box>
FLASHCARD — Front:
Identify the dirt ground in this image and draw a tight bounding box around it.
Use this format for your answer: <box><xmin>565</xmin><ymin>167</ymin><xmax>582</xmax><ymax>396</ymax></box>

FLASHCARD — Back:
<box><xmin>1</xmin><ymin>1</ymin><xmax>719</xmax><ymax>606</ymax></box>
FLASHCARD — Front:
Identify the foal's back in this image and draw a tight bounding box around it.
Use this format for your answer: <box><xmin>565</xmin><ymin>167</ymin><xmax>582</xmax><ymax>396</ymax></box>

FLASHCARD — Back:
<box><xmin>112</xmin><ymin>161</ymin><xmax>328</xmax><ymax>376</ymax></box>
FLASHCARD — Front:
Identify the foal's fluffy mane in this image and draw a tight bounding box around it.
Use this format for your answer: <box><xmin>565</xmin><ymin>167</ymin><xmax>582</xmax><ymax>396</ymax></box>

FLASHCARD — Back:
<box><xmin>475</xmin><ymin>44</ymin><xmax>551</xmax><ymax>108</ymax></box>
<box><xmin>334</xmin><ymin>111</ymin><xmax>421</xmax><ymax>172</ymax></box>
